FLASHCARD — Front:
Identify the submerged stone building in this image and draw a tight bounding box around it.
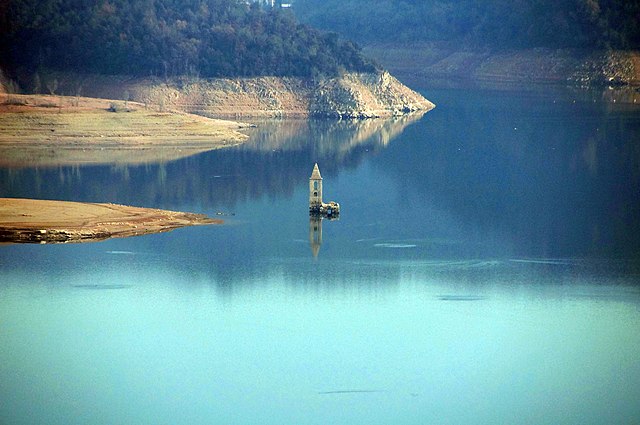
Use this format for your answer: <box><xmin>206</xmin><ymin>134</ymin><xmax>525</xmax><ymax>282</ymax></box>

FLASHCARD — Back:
<box><xmin>309</xmin><ymin>163</ymin><xmax>339</xmax><ymax>217</ymax></box>
<box><xmin>308</xmin><ymin>163</ymin><xmax>339</xmax><ymax>258</ymax></box>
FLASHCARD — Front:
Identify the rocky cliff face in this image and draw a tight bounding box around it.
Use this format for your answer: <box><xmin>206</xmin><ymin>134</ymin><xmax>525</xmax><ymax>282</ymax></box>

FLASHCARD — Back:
<box><xmin>310</xmin><ymin>72</ymin><xmax>434</xmax><ymax>118</ymax></box>
<box><xmin>68</xmin><ymin>71</ymin><xmax>434</xmax><ymax>118</ymax></box>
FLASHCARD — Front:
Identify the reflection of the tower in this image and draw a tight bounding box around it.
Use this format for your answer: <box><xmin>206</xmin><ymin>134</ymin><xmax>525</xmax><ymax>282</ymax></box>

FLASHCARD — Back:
<box><xmin>309</xmin><ymin>216</ymin><xmax>322</xmax><ymax>258</ymax></box>
<box><xmin>309</xmin><ymin>215</ymin><xmax>339</xmax><ymax>258</ymax></box>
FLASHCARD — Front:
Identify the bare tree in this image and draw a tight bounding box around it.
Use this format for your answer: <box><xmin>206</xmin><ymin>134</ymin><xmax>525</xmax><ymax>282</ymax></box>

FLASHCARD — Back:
<box><xmin>6</xmin><ymin>79</ymin><xmax>19</xmax><ymax>95</ymax></box>
<box><xmin>123</xmin><ymin>90</ymin><xmax>130</xmax><ymax>111</ymax></box>
<box><xmin>72</xmin><ymin>80</ymin><xmax>84</xmax><ymax>107</ymax></box>
<box><xmin>33</xmin><ymin>73</ymin><xmax>42</xmax><ymax>94</ymax></box>
<box><xmin>46</xmin><ymin>78</ymin><xmax>58</xmax><ymax>95</ymax></box>
<box><xmin>5</xmin><ymin>79</ymin><xmax>21</xmax><ymax>104</ymax></box>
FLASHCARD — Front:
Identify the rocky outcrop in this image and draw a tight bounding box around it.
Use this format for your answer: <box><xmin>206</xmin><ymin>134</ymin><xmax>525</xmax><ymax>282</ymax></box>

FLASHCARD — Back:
<box><xmin>131</xmin><ymin>76</ymin><xmax>310</xmax><ymax>117</ymax></box>
<box><xmin>66</xmin><ymin>71</ymin><xmax>434</xmax><ymax>119</ymax></box>
<box><xmin>310</xmin><ymin>72</ymin><xmax>434</xmax><ymax>118</ymax></box>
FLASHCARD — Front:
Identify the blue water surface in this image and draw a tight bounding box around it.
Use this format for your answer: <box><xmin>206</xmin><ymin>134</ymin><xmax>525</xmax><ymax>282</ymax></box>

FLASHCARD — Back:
<box><xmin>1</xmin><ymin>88</ymin><xmax>639</xmax><ymax>425</ymax></box>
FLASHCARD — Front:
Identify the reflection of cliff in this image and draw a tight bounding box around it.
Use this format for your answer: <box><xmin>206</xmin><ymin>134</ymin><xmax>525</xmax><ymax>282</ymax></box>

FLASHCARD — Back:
<box><xmin>0</xmin><ymin>114</ymin><xmax>423</xmax><ymax>207</ymax></box>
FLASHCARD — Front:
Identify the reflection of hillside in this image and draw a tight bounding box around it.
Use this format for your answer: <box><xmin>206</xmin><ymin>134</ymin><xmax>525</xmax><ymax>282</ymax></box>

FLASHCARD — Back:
<box><xmin>0</xmin><ymin>115</ymin><xmax>423</xmax><ymax>207</ymax></box>
<box><xmin>242</xmin><ymin>113</ymin><xmax>423</xmax><ymax>156</ymax></box>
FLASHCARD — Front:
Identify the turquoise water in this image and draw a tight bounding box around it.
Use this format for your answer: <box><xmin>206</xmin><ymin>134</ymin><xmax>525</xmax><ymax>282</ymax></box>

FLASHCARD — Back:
<box><xmin>1</xmin><ymin>89</ymin><xmax>640</xmax><ymax>424</ymax></box>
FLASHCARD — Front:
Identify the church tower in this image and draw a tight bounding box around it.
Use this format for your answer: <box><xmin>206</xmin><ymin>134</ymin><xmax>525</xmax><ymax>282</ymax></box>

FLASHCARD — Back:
<box><xmin>309</xmin><ymin>163</ymin><xmax>323</xmax><ymax>209</ymax></box>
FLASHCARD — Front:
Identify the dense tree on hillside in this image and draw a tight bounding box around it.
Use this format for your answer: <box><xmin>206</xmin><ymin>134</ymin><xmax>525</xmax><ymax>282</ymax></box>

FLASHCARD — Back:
<box><xmin>294</xmin><ymin>0</ymin><xmax>640</xmax><ymax>50</ymax></box>
<box><xmin>0</xmin><ymin>0</ymin><xmax>377</xmax><ymax>78</ymax></box>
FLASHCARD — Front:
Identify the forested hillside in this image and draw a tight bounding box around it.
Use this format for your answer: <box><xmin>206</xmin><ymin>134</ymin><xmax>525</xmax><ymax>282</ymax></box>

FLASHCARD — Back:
<box><xmin>294</xmin><ymin>0</ymin><xmax>640</xmax><ymax>50</ymax></box>
<box><xmin>0</xmin><ymin>0</ymin><xmax>376</xmax><ymax>78</ymax></box>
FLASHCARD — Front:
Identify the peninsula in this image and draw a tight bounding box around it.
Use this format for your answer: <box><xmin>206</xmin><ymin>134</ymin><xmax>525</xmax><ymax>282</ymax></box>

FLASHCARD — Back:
<box><xmin>0</xmin><ymin>198</ymin><xmax>219</xmax><ymax>244</ymax></box>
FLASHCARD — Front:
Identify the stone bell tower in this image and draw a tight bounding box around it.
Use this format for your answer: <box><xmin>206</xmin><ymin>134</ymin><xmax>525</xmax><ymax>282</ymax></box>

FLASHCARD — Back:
<box><xmin>309</xmin><ymin>163</ymin><xmax>323</xmax><ymax>209</ymax></box>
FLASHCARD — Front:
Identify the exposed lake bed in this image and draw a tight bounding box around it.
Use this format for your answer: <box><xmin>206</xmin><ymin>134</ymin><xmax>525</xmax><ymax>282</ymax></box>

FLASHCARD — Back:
<box><xmin>0</xmin><ymin>93</ymin><xmax>250</xmax><ymax>167</ymax></box>
<box><xmin>0</xmin><ymin>198</ymin><xmax>220</xmax><ymax>244</ymax></box>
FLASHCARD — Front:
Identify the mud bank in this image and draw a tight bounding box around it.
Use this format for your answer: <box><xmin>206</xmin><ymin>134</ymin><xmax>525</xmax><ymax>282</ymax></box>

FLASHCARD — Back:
<box><xmin>0</xmin><ymin>198</ymin><xmax>220</xmax><ymax>244</ymax></box>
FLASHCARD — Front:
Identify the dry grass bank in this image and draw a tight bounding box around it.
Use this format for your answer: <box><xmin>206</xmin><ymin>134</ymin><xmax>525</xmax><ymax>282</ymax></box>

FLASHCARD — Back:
<box><xmin>0</xmin><ymin>93</ymin><xmax>250</xmax><ymax>167</ymax></box>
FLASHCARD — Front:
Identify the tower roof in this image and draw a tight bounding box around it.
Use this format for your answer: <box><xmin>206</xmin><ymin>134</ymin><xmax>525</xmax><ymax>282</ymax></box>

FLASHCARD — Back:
<box><xmin>310</xmin><ymin>163</ymin><xmax>322</xmax><ymax>180</ymax></box>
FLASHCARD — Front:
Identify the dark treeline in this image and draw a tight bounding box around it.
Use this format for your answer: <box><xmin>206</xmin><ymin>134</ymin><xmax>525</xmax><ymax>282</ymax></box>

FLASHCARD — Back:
<box><xmin>294</xmin><ymin>0</ymin><xmax>640</xmax><ymax>50</ymax></box>
<box><xmin>0</xmin><ymin>0</ymin><xmax>376</xmax><ymax>78</ymax></box>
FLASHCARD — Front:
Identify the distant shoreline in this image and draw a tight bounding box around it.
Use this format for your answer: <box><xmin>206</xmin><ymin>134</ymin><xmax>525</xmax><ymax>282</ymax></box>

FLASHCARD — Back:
<box><xmin>364</xmin><ymin>44</ymin><xmax>640</xmax><ymax>101</ymax></box>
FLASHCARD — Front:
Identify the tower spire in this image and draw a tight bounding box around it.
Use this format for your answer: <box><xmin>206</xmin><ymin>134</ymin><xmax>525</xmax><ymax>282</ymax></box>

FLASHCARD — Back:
<box><xmin>309</xmin><ymin>163</ymin><xmax>339</xmax><ymax>217</ymax></box>
<box><xmin>311</xmin><ymin>163</ymin><xmax>322</xmax><ymax>180</ymax></box>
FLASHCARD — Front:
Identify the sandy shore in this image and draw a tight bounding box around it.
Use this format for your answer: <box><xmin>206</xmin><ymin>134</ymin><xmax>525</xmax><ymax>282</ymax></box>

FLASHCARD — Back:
<box><xmin>0</xmin><ymin>93</ymin><xmax>250</xmax><ymax>167</ymax></box>
<box><xmin>0</xmin><ymin>198</ymin><xmax>220</xmax><ymax>244</ymax></box>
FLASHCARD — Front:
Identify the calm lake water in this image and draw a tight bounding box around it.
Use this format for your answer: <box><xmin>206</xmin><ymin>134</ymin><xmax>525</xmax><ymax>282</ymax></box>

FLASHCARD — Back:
<box><xmin>1</xmin><ymin>88</ymin><xmax>640</xmax><ymax>424</ymax></box>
